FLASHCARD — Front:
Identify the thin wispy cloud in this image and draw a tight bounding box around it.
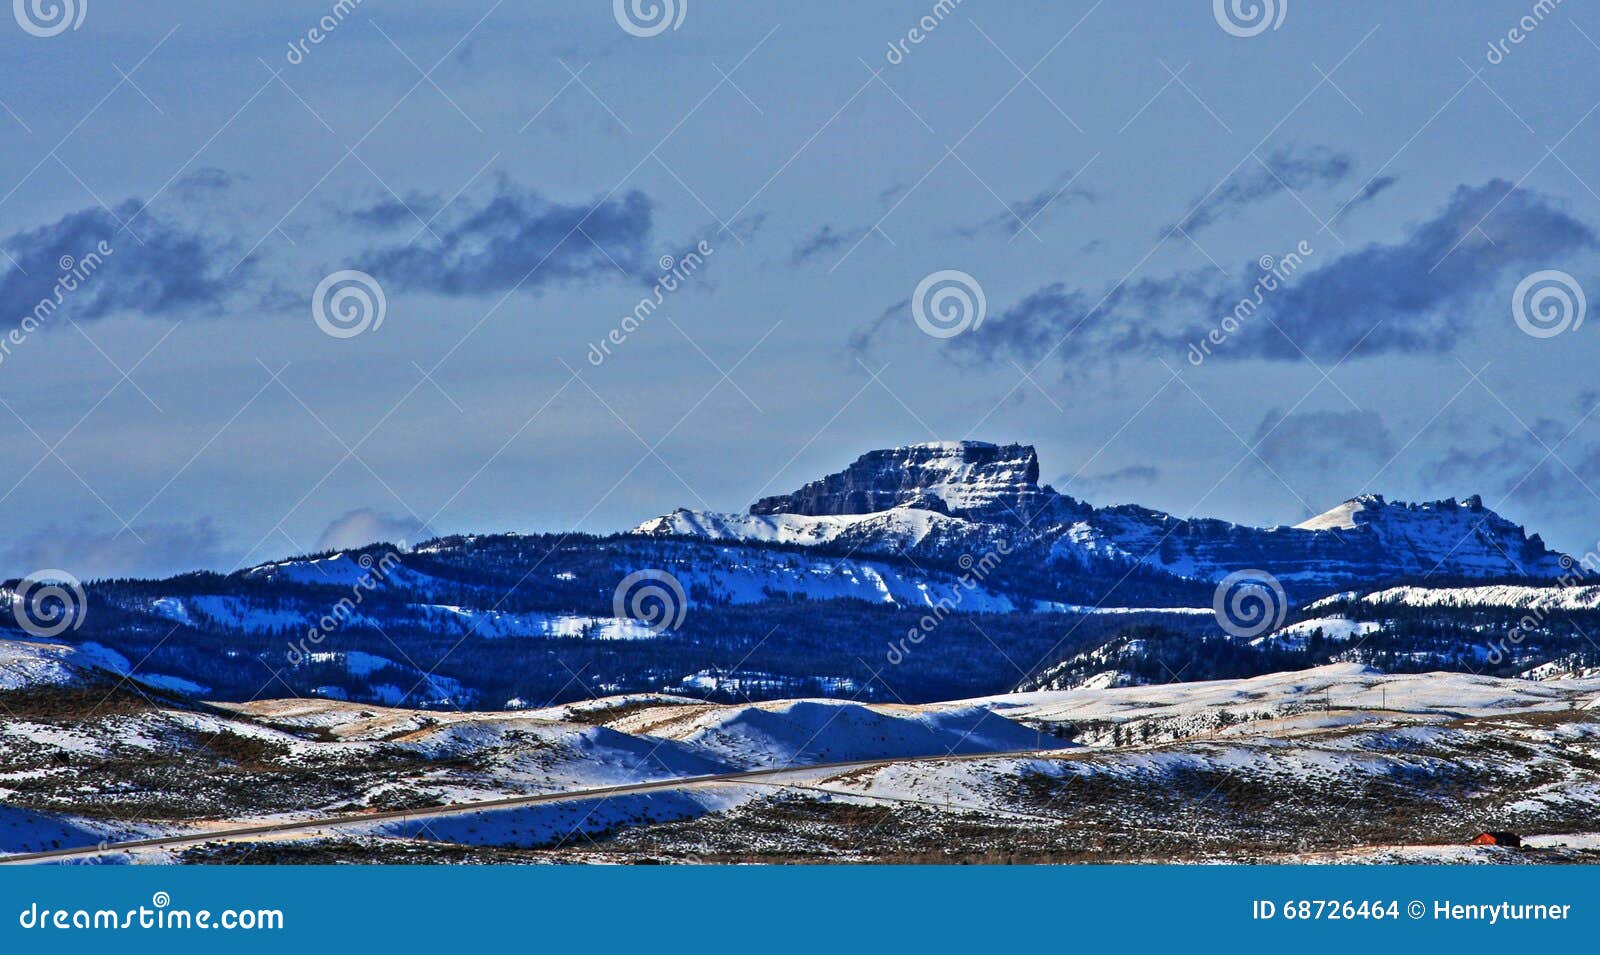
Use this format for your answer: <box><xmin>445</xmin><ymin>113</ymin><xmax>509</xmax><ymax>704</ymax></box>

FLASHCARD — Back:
<box><xmin>1172</xmin><ymin>144</ymin><xmax>1354</xmax><ymax>235</ymax></box>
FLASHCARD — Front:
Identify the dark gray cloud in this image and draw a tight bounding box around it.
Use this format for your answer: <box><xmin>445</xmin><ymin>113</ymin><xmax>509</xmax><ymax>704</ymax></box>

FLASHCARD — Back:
<box><xmin>1251</xmin><ymin>408</ymin><xmax>1394</xmax><ymax>474</ymax></box>
<box><xmin>362</xmin><ymin>179</ymin><xmax>654</xmax><ymax>296</ymax></box>
<box><xmin>1174</xmin><ymin>145</ymin><xmax>1354</xmax><ymax>234</ymax></box>
<box><xmin>0</xmin><ymin>200</ymin><xmax>239</xmax><ymax>324</ymax></box>
<box><xmin>317</xmin><ymin>508</ymin><xmax>432</xmax><ymax>551</ymax></box>
<box><xmin>953</xmin><ymin>180</ymin><xmax>1597</xmax><ymax>368</ymax></box>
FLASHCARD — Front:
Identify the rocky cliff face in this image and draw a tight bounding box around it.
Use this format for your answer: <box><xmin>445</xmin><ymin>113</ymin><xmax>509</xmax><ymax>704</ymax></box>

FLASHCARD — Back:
<box><xmin>750</xmin><ymin>441</ymin><xmax>1073</xmax><ymax>524</ymax></box>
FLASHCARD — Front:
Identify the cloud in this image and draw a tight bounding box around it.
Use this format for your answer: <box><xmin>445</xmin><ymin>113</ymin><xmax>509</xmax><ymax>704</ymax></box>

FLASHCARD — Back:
<box><xmin>361</xmin><ymin>178</ymin><xmax>654</xmax><ymax>296</ymax></box>
<box><xmin>0</xmin><ymin>199</ymin><xmax>240</xmax><ymax>324</ymax></box>
<box><xmin>1236</xmin><ymin>180</ymin><xmax>1595</xmax><ymax>359</ymax></box>
<box><xmin>1251</xmin><ymin>408</ymin><xmax>1394</xmax><ymax>474</ymax></box>
<box><xmin>1059</xmin><ymin>464</ymin><xmax>1160</xmax><ymax>499</ymax></box>
<box><xmin>846</xmin><ymin>297</ymin><xmax>910</xmax><ymax>358</ymax></box>
<box><xmin>961</xmin><ymin>176</ymin><xmax>1094</xmax><ymax>238</ymax></box>
<box><xmin>171</xmin><ymin>167</ymin><xmax>244</xmax><ymax>201</ymax></box>
<box><xmin>1420</xmin><ymin>417</ymin><xmax>1583</xmax><ymax>501</ymax></box>
<box><xmin>953</xmin><ymin>180</ymin><xmax>1598</xmax><ymax>368</ymax></box>
<box><xmin>1330</xmin><ymin>175</ymin><xmax>1398</xmax><ymax>224</ymax></box>
<box><xmin>316</xmin><ymin>508</ymin><xmax>432</xmax><ymax>551</ymax></box>
<box><xmin>791</xmin><ymin>224</ymin><xmax>870</xmax><ymax>265</ymax></box>
<box><xmin>1174</xmin><ymin>145</ymin><xmax>1353</xmax><ymax>234</ymax></box>
<box><xmin>0</xmin><ymin>519</ymin><xmax>227</xmax><ymax>580</ymax></box>
<box><xmin>344</xmin><ymin>191</ymin><xmax>445</xmax><ymax>231</ymax></box>
<box><xmin>947</xmin><ymin>270</ymin><xmax>1209</xmax><ymax>367</ymax></box>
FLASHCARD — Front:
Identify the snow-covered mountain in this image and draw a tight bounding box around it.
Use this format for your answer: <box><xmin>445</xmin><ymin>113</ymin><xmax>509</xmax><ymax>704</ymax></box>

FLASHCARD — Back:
<box><xmin>1</xmin><ymin>438</ymin><xmax>1583</xmax><ymax>713</ymax></box>
<box><xmin>638</xmin><ymin>440</ymin><xmax>1570</xmax><ymax>592</ymax></box>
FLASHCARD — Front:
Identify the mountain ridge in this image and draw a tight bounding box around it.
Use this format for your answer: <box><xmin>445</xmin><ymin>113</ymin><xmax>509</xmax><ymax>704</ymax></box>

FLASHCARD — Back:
<box><xmin>639</xmin><ymin>440</ymin><xmax>1569</xmax><ymax>590</ymax></box>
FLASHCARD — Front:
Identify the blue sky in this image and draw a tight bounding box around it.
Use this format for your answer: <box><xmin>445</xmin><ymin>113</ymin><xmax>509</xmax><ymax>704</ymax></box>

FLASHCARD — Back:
<box><xmin>3</xmin><ymin>0</ymin><xmax>1600</xmax><ymax>578</ymax></box>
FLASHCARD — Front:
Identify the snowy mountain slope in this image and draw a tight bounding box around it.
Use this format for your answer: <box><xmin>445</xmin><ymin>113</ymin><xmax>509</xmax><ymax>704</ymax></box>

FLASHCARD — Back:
<box><xmin>619</xmin><ymin>699</ymin><xmax>1059</xmax><ymax>767</ymax></box>
<box><xmin>0</xmin><ymin>640</ymin><xmax>93</xmax><ymax>691</ymax></box>
<box><xmin>633</xmin><ymin>506</ymin><xmax>1003</xmax><ymax>552</ymax></box>
<box><xmin>1315</xmin><ymin>582</ymin><xmax>1600</xmax><ymax>612</ymax></box>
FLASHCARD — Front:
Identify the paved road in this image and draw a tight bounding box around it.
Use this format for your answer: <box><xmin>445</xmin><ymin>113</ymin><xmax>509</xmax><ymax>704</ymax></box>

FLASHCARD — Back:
<box><xmin>1</xmin><ymin>744</ymin><xmax>1075</xmax><ymax>864</ymax></box>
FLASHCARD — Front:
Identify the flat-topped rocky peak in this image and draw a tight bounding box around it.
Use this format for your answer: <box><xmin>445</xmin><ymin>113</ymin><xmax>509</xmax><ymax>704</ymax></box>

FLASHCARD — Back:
<box><xmin>750</xmin><ymin>441</ymin><xmax>1063</xmax><ymax>523</ymax></box>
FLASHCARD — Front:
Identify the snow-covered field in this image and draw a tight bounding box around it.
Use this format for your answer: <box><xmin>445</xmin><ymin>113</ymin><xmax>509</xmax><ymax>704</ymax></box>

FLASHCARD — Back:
<box><xmin>6</xmin><ymin>640</ymin><xmax>1600</xmax><ymax>865</ymax></box>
